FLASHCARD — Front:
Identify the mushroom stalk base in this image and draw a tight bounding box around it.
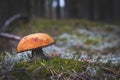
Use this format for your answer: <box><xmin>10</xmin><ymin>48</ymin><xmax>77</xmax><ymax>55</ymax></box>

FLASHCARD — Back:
<box><xmin>32</xmin><ymin>48</ymin><xmax>49</xmax><ymax>60</ymax></box>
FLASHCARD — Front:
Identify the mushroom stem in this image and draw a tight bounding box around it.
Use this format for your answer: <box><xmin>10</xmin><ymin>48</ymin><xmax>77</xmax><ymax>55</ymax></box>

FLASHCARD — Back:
<box><xmin>32</xmin><ymin>48</ymin><xmax>49</xmax><ymax>60</ymax></box>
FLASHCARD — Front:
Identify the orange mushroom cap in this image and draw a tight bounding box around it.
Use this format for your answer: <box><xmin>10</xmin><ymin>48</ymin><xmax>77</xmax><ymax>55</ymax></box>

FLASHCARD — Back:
<box><xmin>17</xmin><ymin>33</ymin><xmax>55</xmax><ymax>53</ymax></box>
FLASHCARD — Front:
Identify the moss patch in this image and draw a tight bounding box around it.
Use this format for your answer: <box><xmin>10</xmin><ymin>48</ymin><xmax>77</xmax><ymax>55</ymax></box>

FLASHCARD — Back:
<box><xmin>13</xmin><ymin>58</ymin><xmax>120</xmax><ymax>80</ymax></box>
<box><xmin>14</xmin><ymin>58</ymin><xmax>88</xmax><ymax>79</ymax></box>
<box><xmin>8</xmin><ymin>19</ymin><xmax>117</xmax><ymax>36</ymax></box>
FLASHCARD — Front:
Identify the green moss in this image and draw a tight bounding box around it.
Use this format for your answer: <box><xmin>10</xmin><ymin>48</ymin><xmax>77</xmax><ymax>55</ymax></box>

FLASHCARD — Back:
<box><xmin>15</xmin><ymin>58</ymin><xmax>87</xmax><ymax>71</ymax></box>
<box><xmin>14</xmin><ymin>57</ymin><xmax>120</xmax><ymax>79</ymax></box>
<box><xmin>9</xmin><ymin>19</ymin><xmax>74</xmax><ymax>36</ymax></box>
<box><xmin>0</xmin><ymin>51</ymin><xmax>120</xmax><ymax>80</ymax></box>
<box><xmin>14</xmin><ymin>58</ymin><xmax>88</xmax><ymax>79</ymax></box>
<box><xmin>0</xmin><ymin>51</ymin><xmax>6</xmax><ymax>60</ymax></box>
<box><xmin>8</xmin><ymin>18</ymin><xmax>117</xmax><ymax>37</ymax></box>
<box><xmin>84</xmin><ymin>37</ymin><xmax>101</xmax><ymax>45</ymax></box>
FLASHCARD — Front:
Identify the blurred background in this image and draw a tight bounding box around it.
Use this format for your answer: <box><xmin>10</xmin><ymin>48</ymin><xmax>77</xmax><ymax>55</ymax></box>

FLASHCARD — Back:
<box><xmin>0</xmin><ymin>0</ymin><xmax>120</xmax><ymax>53</ymax></box>
<box><xmin>0</xmin><ymin>0</ymin><xmax>120</xmax><ymax>26</ymax></box>
<box><xmin>0</xmin><ymin>1</ymin><xmax>120</xmax><ymax>79</ymax></box>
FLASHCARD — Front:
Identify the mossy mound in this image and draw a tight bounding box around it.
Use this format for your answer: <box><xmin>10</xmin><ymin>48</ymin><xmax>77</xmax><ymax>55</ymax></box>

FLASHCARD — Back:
<box><xmin>1</xmin><ymin>57</ymin><xmax>119</xmax><ymax>80</ymax></box>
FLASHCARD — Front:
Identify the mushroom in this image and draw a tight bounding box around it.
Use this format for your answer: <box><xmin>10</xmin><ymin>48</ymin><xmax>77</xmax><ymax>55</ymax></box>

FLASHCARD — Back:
<box><xmin>17</xmin><ymin>33</ymin><xmax>55</xmax><ymax>60</ymax></box>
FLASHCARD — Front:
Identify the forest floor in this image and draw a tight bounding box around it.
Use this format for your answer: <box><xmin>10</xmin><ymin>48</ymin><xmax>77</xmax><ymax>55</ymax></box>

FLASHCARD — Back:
<box><xmin>0</xmin><ymin>19</ymin><xmax>120</xmax><ymax>80</ymax></box>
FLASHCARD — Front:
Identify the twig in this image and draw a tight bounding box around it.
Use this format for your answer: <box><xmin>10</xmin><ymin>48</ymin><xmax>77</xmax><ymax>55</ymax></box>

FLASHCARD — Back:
<box><xmin>32</xmin><ymin>66</ymin><xmax>44</xmax><ymax>75</ymax></box>
<box><xmin>0</xmin><ymin>32</ymin><xmax>21</xmax><ymax>41</ymax></box>
<box><xmin>58</xmin><ymin>72</ymin><xmax>63</xmax><ymax>80</ymax></box>
<box><xmin>101</xmin><ymin>67</ymin><xmax>120</xmax><ymax>76</ymax></box>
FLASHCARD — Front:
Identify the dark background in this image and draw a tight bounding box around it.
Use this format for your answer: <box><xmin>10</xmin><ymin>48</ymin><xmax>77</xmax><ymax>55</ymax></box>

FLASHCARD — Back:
<box><xmin>0</xmin><ymin>0</ymin><xmax>120</xmax><ymax>28</ymax></box>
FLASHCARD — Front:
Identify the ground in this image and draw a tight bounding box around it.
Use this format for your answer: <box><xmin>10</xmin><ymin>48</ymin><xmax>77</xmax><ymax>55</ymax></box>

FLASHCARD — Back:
<box><xmin>0</xmin><ymin>19</ymin><xmax>120</xmax><ymax>80</ymax></box>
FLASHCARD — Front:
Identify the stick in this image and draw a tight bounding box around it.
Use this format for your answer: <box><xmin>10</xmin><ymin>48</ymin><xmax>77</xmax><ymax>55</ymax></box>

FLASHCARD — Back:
<box><xmin>0</xmin><ymin>32</ymin><xmax>21</xmax><ymax>41</ymax></box>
